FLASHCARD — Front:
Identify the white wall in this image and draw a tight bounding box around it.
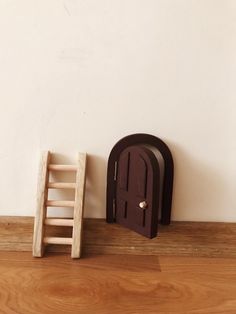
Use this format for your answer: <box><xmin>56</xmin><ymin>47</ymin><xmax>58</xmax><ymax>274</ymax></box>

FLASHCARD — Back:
<box><xmin>0</xmin><ymin>0</ymin><xmax>235</xmax><ymax>221</ymax></box>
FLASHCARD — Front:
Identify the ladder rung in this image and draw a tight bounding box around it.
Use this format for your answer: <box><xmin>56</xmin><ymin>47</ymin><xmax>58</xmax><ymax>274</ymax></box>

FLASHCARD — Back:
<box><xmin>44</xmin><ymin>218</ymin><xmax>74</xmax><ymax>227</ymax></box>
<box><xmin>48</xmin><ymin>164</ymin><xmax>77</xmax><ymax>171</ymax></box>
<box><xmin>43</xmin><ymin>237</ymin><xmax>73</xmax><ymax>245</ymax></box>
<box><xmin>46</xmin><ymin>200</ymin><xmax>75</xmax><ymax>207</ymax></box>
<box><xmin>47</xmin><ymin>182</ymin><xmax>76</xmax><ymax>189</ymax></box>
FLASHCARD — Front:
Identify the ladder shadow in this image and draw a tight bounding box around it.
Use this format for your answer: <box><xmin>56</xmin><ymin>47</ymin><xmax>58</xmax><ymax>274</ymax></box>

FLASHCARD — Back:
<box><xmin>84</xmin><ymin>154</ymin><xmax>107</xmax><ymax>218</ymax></box>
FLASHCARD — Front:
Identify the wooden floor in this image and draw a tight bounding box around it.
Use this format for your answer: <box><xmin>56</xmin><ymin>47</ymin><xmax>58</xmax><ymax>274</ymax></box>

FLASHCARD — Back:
<box><xmin>2</xmin><ymin>217</ymin><xmax>236</xmax><ymax>258</ymax></box>
<box><xmin>0</xmin><ymin>252</ymin><xmax>236</xmax><ymax>314</ymax></box>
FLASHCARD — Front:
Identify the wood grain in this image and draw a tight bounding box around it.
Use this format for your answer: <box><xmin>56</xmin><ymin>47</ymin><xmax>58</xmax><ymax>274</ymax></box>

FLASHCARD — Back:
<box><xmin>33</xmin><ymin>151</ymin><xmax>87</xmax><ymax>259</ymax></box>
<box><xmin>0</xmin><ymin>252</ymin><xmax>235</xmax><ymax>314</ymax></box>
<box><xmin>47</xmin><ymin>182</ymin><xmax>76</xmax><ymax>189</ymax></box>
<box><xmin>48</xmin><ymin>164</ymin><xmax>77</xmax><ymax>171</ymax></box>
<box><xmin>32</xmin><ymin>151</ymin><xmax>50</xmax><ymax>257</ymax></box>
<box><xmin>1</xmin><ymin>217</ymin><xmax>236</xmax><ymax>258</ymax></box>
<box><xmin>71</xmin><ymin>152</ymin><xmax>87</xmax><ymax>258</ymax></box>
<box><xmin>43</xmin><ymin>237</ymin><xmax>73</xmax><ymax>245</ymax></box>
<box><xmin>45</xmin><ymin>218</ymin><xmax>74</xmax><ymax>227</ymax></box>
<box><xmin>46</xmin><ymin>200</ymin><xmax>75</xmax><ymax>207</ymax></box>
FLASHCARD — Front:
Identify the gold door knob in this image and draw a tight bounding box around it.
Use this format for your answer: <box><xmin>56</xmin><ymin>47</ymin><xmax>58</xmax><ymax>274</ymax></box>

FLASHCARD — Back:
<box><xmin>139</xmin><ymin>201</ymin><xmax>147</xmax><ymax>209</ymax></box>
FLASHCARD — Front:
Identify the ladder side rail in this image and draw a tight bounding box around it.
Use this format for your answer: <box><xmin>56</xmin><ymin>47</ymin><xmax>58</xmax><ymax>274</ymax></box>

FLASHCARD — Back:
<box><xmin>71</xmin><ymin>153</ymin><xmax>87</xmax><ymax>258</ymax></box>
<box><xmin>33</xmin><ymin>151</ymin><xmax>51</xmax><ymax>257</ymax></box>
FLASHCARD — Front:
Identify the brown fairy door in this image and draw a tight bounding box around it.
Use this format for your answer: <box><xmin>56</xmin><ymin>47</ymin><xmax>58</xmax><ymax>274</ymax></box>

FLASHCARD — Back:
<box><xmin>115</xmin><ymin>145</ymin><xmax>161</xmax><ymax>238</ymax></box>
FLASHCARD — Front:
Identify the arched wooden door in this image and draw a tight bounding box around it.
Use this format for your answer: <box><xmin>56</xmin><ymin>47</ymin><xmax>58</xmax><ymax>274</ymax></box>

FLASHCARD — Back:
<box><xmin>116</xmin><ymin>146</ymin><xmax>161</xmax><ymax>238</ymax></box>
<box><xmin>106</xmin><ymin>133</ymin><xmax>174</xmax><ymax>238</ymax></box>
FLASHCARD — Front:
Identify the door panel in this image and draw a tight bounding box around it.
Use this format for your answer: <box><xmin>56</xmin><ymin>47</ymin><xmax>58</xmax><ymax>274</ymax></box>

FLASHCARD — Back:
<box><xmin>134</xmin><ymin>156</ymin><xmax>147</xmax><ymax>198</ymax></box>
<box><xmin>117</xmin><ymin>151</ymin><xmax>130</xmax><ymax>191</ymax></box>
<box><xmin>115</xmin><ymin>146</ymin><xmax>159</xmax><ymax>238</ymax></box>
<box><xmin>116</xmin><ymin>198</ymin><xmax>127</xmax><ymax>220</ymax></box>
<box><xmin>134</xmin><ymin>207</ymin><xmax>145</xmax><ymax>227</ymax></box>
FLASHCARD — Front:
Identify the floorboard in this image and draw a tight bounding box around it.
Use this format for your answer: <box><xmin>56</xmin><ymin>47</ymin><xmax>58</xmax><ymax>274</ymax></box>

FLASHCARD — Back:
<box><xmin>0</xmin><ymin>252</ymin><xmax>235</xmax><ymax>314</ymax></box>
<box><xmin>1</xmin><ymin>217</ymin><xmax>236</xmax><ymax>258</ymax></box>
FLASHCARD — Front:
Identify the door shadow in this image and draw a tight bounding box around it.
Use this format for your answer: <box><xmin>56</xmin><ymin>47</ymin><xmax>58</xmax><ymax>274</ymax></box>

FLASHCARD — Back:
<box><xmin>169</xmin><ymin>143</ymin><xmax>228</xmax><ymax>221</ymax></box>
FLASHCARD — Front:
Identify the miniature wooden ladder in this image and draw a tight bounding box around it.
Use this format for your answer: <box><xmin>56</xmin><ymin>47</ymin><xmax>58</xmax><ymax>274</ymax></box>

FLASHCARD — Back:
<box><xmin>33</xmin><ymin>151</ymin><xmax>87</xmax><ymax>258</ymax></box>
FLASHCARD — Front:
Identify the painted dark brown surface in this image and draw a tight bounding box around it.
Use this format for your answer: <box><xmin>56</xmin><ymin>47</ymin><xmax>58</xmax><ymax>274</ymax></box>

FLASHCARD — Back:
<box><xmin>116</xmin><ymin>146</ymin><xmax>160</xmax><ymax>238</ymax></box>
<box><xmin>106</xmin><ymin>134</ymin><xmax>174</xmax><ymax>238</ymax></box>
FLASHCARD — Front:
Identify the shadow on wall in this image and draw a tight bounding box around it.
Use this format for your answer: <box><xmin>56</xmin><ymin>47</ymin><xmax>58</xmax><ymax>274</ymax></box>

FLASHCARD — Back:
<box><xmin>171</xmin><ymin>143</ymin><xmax>227</xmax><ymax>222</ymax></box>
<box><xmin>84</xmin><ymin>154</ymin><xmax>107</xmax><ymax>218</ymax></box>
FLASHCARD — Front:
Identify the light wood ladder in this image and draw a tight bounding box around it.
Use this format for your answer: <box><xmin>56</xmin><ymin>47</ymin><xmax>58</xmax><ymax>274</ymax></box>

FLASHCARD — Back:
<box><xmin>33</xmin><ymin>151</ymin><xmax>87</xmax><ymax>258</ymax></box>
